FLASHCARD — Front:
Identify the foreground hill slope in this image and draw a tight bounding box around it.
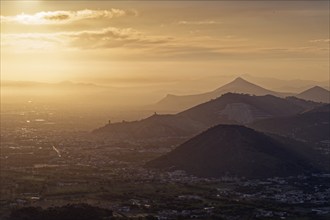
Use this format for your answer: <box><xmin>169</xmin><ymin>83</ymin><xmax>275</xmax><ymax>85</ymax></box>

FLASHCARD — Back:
<box><xmin>146</xmin><ymin>125</ymin><xmax>323</xmax><ymax>179</ymax></box>
<box><xmin>94</xmin><ymin>93</ymin><xmax>319</xmax><ymax>140</ymax></box>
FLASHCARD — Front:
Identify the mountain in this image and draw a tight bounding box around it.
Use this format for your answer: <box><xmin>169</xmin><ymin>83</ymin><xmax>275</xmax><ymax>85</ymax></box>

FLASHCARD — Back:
<box><xmin>94</xmin><ymin>114</ymin><xmax>206</xmax><ymax>139</ymax></box>
<box><xmin>250</xmin><ymin>104</ymin><xmax>330</xmax><ymax>145</ymax></box>
<box><xmin>146</xmin><ymin>125</ymin><xmax>323</xmax><ymax>179</ymax></box>
<box><xmin>154</xmin><ymin>77</ymin><xmax>283</xmax><ymax>111</ymax></box>
<box><xmin>241</xmin><ymin>74</ymin><xmax>329</xmax><ymax>93</ymax></box>
<box><xmin>285</xmin><ymin>96</ymin><xmax>323</xmax><ymax>109</ymax></box>
<box><xmin>296</xmin><ymin>86</ymin><xmax>330</xmax><ymax>103</ymax></box>
<box><xmin>94</xmin><ymin>93</ymin><xmax>319</xmax><ymax>140</ymax></box>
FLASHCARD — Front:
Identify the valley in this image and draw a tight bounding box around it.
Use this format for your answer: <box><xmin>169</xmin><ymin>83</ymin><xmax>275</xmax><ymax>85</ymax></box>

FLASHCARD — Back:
<box><xmin>1</xmin><ymin>91</ymin><xmax>330</xmax><ymax>219</ymax></box>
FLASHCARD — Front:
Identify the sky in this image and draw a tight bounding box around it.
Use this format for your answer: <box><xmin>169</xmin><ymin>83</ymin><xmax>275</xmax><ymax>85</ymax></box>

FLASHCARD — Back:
<box><xmin>1</xmin><ymin>0</ymin><xmax>329</xmax><ymax>88</ymax></box>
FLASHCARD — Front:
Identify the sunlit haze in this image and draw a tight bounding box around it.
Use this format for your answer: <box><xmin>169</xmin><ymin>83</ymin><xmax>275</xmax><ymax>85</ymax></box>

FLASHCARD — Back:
<box><xmin>1</xmin><ymin>1</ymin><xmax>329</xmax><ymax>86</ymax></box>
<box><xmin>1</xmin><ymin>2</ymin><xmax>330</xmax><ymax>219</ymax></box>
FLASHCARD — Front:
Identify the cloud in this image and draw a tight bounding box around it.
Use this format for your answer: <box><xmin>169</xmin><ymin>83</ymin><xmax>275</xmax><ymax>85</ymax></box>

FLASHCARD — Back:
<box><xmin>0</xmin><ymin>9</ymin><xmax>136</xmax><ymax>25</ymax></box>
<box><xmin>2</xmin><ymin>27</ymin><xmax>327</xmax><ymax>61</ymax></box>
<box><xmin>65</xmin><ymin>27</ymin><xmax>172</xmax><ymax>49</ymax></box>
<box><xmin>177</xmin><ymin>20</ymin><xmax>222</xmax><ymax>25</ymax></box>
<box><xmin>309</xmin><ymin>39</ymin><xmax>330</xmax><ymax>43</ymax></box>
<box><xmin>1</xmin><ymin>27</ymin><xmax>172</xmax><ymax>50</ymax></box>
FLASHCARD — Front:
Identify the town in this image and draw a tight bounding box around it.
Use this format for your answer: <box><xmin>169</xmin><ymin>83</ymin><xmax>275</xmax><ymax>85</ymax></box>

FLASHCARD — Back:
<box><xmin>1</xmin><ymin>106</ymin><xmax>329</xmax><ymax>219</ymax></box>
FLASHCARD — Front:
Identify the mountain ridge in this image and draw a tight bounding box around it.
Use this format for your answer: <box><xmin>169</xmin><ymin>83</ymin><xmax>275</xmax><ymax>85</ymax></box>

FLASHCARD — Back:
<box><xmin>94</xmin><ymin>93</ymin><xmax>320</xmax><ymax>140</ymax></box>
<box><xmin>154</xmin><ymin>77</ymin><xmax>283</xmax><ymax>111</ymax></box>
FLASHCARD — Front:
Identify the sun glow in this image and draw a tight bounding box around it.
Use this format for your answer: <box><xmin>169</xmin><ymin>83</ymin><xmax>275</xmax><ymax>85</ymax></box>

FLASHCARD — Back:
<box><xmin>1</xmin><ymin>9</ymin><xmax>128</xmax><ymax>25</ymax></box>
<box><xmin>9</xmin><ymin>12</ymin><xmax>56</xmax><ymax>25</ymax></box>
<box><xmin>1</xmin><ymin>1</ymin><xmax>329</xmax><ymax>83</ymax></box>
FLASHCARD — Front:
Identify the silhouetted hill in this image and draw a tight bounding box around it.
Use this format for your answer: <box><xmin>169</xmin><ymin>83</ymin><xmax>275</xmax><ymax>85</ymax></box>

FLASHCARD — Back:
<box><xmin>146</xmin><ymin>125</ymin><xmax>322</xmax><ymax>179</ymax></box>
<box><xmin>285</xmin><ymin>96</ymin><xmax>322</xmax><ymax>109</ymax></box>
<box><xmin>178</xmin><ymin>93</ymin><xmax>316</xmax><ymax>125</ymax></box>
<box><xmin>94</xmin><ymin>93</ymin><xmax>319</xmax><ymax>140</ymax></box>
<box><xmin>250</xmin><ymin>104</ymin><xmax>330</xmax><ymax>145</ymax></box>
<box><xmin>296</xmin><ymin>86</ymin><xmax>330</xmax><ymax>103</ymax></box>
<box><xmin>94</xmin><ymin>114</ymin><xmax>206</xmax><ymax>139</ymax></box>
<box><xmin>154</xmin><ymin>77</ymin><xmax>282</xmax><ymax>111</ymax></box>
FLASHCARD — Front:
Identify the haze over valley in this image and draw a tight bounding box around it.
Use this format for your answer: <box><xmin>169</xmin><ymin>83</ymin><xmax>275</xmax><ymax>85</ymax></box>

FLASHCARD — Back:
<box><xmin>1</xmin><ymin>1</ymin><xmax>329</xmax><ymax>219</ymax></box>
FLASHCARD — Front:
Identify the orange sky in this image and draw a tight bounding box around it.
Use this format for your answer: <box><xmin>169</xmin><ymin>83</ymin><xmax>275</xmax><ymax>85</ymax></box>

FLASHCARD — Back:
<box><xmin>1</xmin><ymin>1</ymin><xmax>329</xmax><ymax>85</ymax></box>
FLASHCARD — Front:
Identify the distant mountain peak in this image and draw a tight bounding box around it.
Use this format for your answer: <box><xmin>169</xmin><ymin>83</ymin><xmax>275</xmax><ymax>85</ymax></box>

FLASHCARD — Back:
<box><xmin>299</xmin><ymin>86</ymin><xmax>329</xmax><ymax>94</ymax></box>
<box><xmin>213</xmin><ymin>77</ymin><xmax>276</xmax><ymax>95</ymax></box>
<box><xmin>155</xmin><ymin>77</ymin><xmax>284</xmax><ymax>111</ymax></box>
<box><xmin>309</xmin><ymin>86</ymin><xmax>327</xmax><ymax>91</ymax></box>
<box><xmin>233</xmin><ymin>76</ymin><xmax>248</xmax><ymax>82</ymax></box>
<box><xmin>228</xmin><ymin>77</ymin><xmax>252</xmax><ymax>85</ymax></box>
<box><xmin>297</xmin><ymin>85</ymin><xmax>329</xmax><ymax>103</ymax></box>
